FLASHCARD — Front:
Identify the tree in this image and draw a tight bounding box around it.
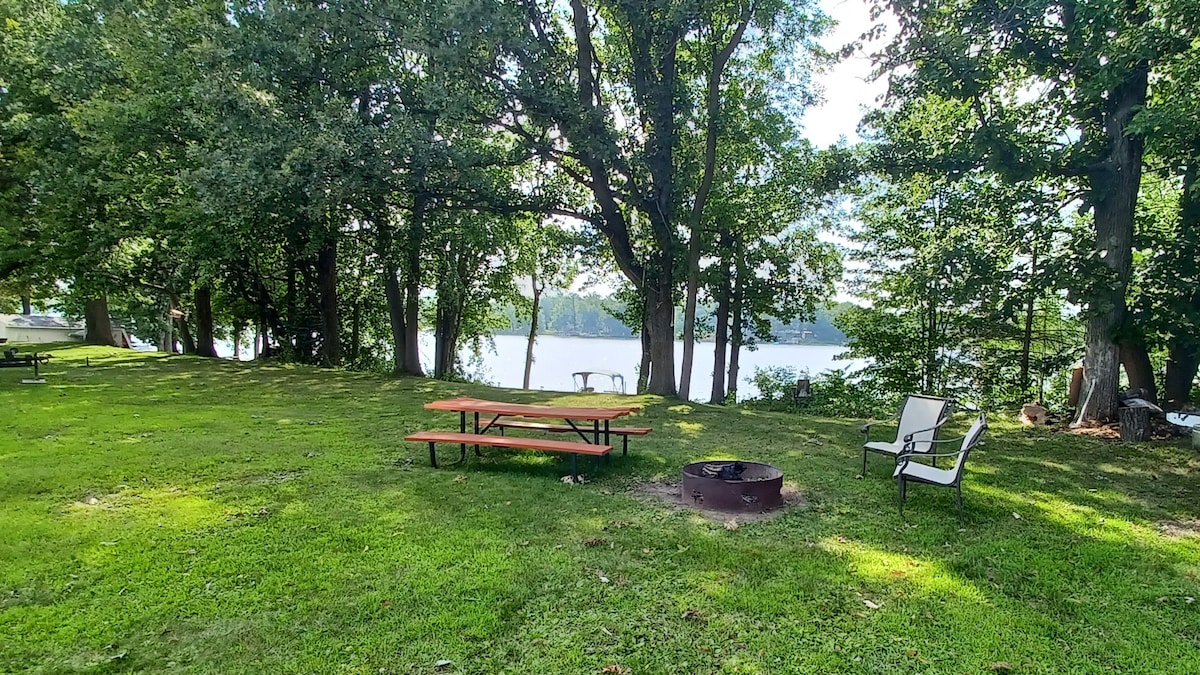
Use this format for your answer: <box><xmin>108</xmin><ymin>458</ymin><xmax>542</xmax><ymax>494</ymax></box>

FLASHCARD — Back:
<box><xmin>456</xmin><ymin>0</ymin><xmax>829</xmax><ymax>396</ymax></box>
<box><xmin>873</xmin><ymin>0</ymin><xmax>1191</xmax><ymax>421</ymax></box>
<box><xmin>518</xmin><ymin>221</ymin><xmax>582</xmax><ymax>389</ymax></box>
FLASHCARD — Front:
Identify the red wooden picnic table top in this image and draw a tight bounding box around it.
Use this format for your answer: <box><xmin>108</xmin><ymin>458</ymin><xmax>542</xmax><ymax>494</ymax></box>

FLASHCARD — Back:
<box><xmin>424</xmin><ymin>397</ymin><xmax>639</xmax><ymax>421</ymax></box>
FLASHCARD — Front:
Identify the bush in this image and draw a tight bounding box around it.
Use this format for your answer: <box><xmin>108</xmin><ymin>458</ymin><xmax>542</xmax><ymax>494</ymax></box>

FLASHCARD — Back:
<box><xmin>744</xmin><ymin>365</ymin><xmax>892</xmax><ymax>418</ymax></box>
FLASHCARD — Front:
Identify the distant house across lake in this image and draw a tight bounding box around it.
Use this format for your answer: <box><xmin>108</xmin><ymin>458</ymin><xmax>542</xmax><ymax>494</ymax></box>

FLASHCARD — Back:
<box><xmin>0</xmin><ymin>314</ymin><xmax>131</xmax><ymax>347</ymax></box>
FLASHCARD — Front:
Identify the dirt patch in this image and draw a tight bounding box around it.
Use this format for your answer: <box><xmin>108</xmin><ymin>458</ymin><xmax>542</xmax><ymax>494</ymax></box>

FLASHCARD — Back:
<box><xmin>1062</xmin><ymin>419</ymin><xmax>1184</xmax><ymax>442</ymax></box>
<box><xmin>1155</xmin><ymin>519</ymin><xmax>1200</xmax><ymax>538</ymax></box>
<box><xmin>628</xmin><ymin>479</ymin><xmax>807</xmax><ymax>524</ymax></box>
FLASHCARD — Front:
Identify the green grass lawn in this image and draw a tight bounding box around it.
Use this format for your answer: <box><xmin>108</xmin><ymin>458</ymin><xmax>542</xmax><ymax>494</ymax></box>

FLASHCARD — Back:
<box><xmin>2</xmin><ymin>344</ymin><xmax>1198</xmax><ymax>674</ymax></box>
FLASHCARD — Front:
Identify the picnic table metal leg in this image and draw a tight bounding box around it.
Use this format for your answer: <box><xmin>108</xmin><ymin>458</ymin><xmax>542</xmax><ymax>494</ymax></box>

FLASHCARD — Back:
<box><xmin>429</xmin><ymin>442</ymin><xmax>438</xmax><ymax>468</ymax></box>
<box><xmin>593</xmin><ymin>420</ymin><xmax>600</xmax><ymax>445</ymax></box>
<box><xmin>473</xmin><ymin>412</ymin><xmax>482</xmax><ymax>456</ymax></box>
<box><xmin>623</xmin><ymin>436</ymin><xmax>628</xmax><ymax>457</ymax></box>
<box><xmin>604</xmin><ymin>421</ymin><xmax>611</xmax><ymax>464</ymax></box>
<box><xmin>571</xmin><ymin>453</ymin><xmax>579</xmax><ymax>482</ymax></box>
<box><xmin>459</xmin><ymin>412</ymin><xmax>467</xmax><ymax>461</ymax></box>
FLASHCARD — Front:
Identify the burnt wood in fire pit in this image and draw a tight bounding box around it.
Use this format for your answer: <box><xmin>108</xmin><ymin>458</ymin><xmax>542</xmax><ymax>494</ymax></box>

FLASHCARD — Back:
<box><xmin>681</xmin><ymin>461</ymin><xmax>783</xmax><ymax>513</ymax></box>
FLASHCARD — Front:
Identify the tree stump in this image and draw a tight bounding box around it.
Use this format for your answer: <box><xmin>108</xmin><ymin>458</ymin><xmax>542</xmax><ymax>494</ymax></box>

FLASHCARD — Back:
<box><xmin>1118</xmin><ymin>407</ymin><xmax>1151</xmax><ymax>442</ymax></box>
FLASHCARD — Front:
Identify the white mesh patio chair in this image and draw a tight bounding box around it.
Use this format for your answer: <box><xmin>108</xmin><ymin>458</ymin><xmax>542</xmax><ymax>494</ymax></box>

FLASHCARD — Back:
<box><xmin>895</xmin><ymin>411</ymin><xmax>988</xmax><ymax>521</ymax></box>
<box><xmin>860</xmin><ymin>394</ymin><xmax>954</xmax><ymax>476</ymax></box>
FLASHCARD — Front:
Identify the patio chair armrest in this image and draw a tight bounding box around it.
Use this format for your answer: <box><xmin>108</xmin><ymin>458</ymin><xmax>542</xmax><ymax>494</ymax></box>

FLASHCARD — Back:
<box><xmin>897</xmin><ymin>448</ymin><xmax>965</xmax><ymax>461</ymax></box>
<box><xmin>861</xmin><ymin>417</ymin><xmax>898</xmax><ymax>437</ymax></box>
<box><xmin>901</xmin><ymin>415</ymin><xmax>952</xmax><ymax>443</ymax></box>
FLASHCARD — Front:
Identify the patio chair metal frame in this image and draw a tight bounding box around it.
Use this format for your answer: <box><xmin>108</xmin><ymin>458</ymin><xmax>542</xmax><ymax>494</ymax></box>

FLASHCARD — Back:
<box><xmin>895</xmin><ymin>411</ymin><xmax>988</xmax><ymax>522</ymax></box>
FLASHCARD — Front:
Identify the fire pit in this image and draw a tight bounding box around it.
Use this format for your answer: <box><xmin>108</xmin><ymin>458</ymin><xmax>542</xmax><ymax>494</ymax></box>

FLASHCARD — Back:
<box><xmin>681</xmin><ymin>461</ymin><xmax>784</xmax><ymax>513</ymax></box>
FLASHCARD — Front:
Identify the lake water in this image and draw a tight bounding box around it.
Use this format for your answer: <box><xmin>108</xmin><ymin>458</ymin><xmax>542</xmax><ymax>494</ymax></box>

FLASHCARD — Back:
<box><xmin>217</xmin><ymin>333</ymin><xmax>864</xmax><ymax>401</ymax></box>
<box><xmin>451</xmin><ymin>334</ymin><xmax>863</xmax><ymax>401</ymax></box>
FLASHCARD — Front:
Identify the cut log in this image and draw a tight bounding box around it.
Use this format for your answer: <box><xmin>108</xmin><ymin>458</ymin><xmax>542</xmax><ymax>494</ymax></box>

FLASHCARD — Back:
<box><xmin>1118</xmin><ymin>407</ymin><xmax>1151</xmax><ymax>442</ymax></box>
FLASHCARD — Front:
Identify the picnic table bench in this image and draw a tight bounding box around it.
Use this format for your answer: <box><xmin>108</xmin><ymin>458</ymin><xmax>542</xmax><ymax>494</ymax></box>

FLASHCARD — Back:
<box><xmin>483</xmin><ymin>419</ymin><xmax>651</xmax><ymax>455</ymax></box>
<box><xmin>406</xmin><ymin>397</ymin><xmax>650</xmax><ymax>481</ymax></box>
<box><xmin>1</xmin><ymin>348</ymin><xmax>51</xmax><ymax>377</ymax></box>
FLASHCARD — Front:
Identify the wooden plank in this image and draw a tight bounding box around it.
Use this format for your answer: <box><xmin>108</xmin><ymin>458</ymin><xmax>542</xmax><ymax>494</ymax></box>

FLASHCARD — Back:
<box><xmin>424</xmin><ymin>397</ymin><xmax>638</xmax><ymax>421</ymax></box>
<box><xmin>405</xmin><ymin>431</ymin><xmax>611</xmax><ymax>455</ymax></box>
<box><xmin>488</xmin><ymin>419</ymin><xmax>652</xmax><ymax>435</ymax></box>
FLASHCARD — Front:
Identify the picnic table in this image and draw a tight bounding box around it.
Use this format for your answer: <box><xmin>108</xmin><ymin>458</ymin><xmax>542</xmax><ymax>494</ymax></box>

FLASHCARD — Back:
<box><xmin>1</xmin><ymin>348</ymin><xmax>51</xmax><ymax>377</ymax></box>
<box><xmin>406</xmin><ymin>397</ymin><xmax>651</xmax><ymax>481</ymax></box>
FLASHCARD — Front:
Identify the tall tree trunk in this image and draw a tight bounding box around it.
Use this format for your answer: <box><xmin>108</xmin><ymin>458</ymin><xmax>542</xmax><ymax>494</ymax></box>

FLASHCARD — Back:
<box><xmin>233</xmin><ymin>322</ymin><xmax>243</xmax><ymax>360</ymax></box>
<box><xmin>1019</xmin><ymin>245</ymin><xmax>1038</xmax><ymax>399</ymax></box>
<box><xmin>638</xmin><ymin>316</ymin><xmax>652</xmax><ymax>394</ymax></box>
<box><xmin>1074</xmin><ymin>31</ymin><xmax>1147</xmax><ymax>424</ymax></box>
<box><xmin>285</xmin><ymin>261</ymin><xmax>299</xmax><ymax>359</ymax></box>
<box><xmin>646</xmin><ymin>268</ymin><xmax>677</xmax><ymax>396</ymax></box>
<box><xmin>382</xmin><ymin>268</ymin><xmax>408</xmax><ymax>374</ymax></box>
<box><xmin>316</xmin><ymin>239</ymin><xmax>340</xmax><ymax>366</ymax></box>
<box><xmin>710</xmin><ymin>269</ymin><xmax>731</xmax><ymax>404</ymax></box>
<box><xmin>349</xmin><ymin>295</ymin><xmax>362</xmax><ymax>368</ymax></box>
<box><xmin>679</xmin><ymin>5</ymin><xmax>754</xmax><ymax>402</ymax></box>
<box><xmin>398</xmin><ymin>197</ymin><xmax>427</xmax><ymax>377</ymax></box>
<box><xmin>1164</xmin><ymin>342</ymin><xmax>1199</xmax><ymax>410</ymax></box>
<box><xmin>177</xmin><ymin>314</ymin><xmax>196</xmax><ymax>355</ymax></box>
<box><xmin>173</xmin><ymin>292</ymin><xmax>196</xmax><ymax>355</ymax></box>
<box><xmin>1119</xmin><ymin>339</ymin><xmax>1157</xmax><ymax>402</ymax></box>
<box><xmin>1162</xmin><ymin>152</ymin><xmax>1200</xmax><ymax>409</ymax></box>
<box><xmin>20</xmin><ymin>295</ymin><xmax>31</xmax><ymax>315</ymax></box>
<box><xmin>83</xmin><ymin>297</ymin><xmax>116</xmax><ymax>346</ymax></box>
<box><xmin>194</xmin><ymin>286</ymin><xmax>217</xmax><ymax>358</ymax></box>
<box><xmin>524</xmin><ymin>276</ymin><xmax>542</xmax><ymax>389</ymax></box>
<box><xmin>679</xmin><ymin>246</ymin><xmax>703</xmax><ymax>401</ymax></box>
<box><xmin>403</xmin><ymin>277</ymin><xmax>422</xmax><ymax>375</ymax></box>
<box><xmin>727</xmin><ymin>273</ymin><xmax>744</xmax><ymax>401</ymax></box>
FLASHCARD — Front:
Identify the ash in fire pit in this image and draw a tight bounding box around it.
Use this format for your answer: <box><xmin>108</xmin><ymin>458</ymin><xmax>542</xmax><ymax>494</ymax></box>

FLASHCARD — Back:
<box><xmin>701</xmin><ymin>461</ymin><xmax>747</xmax><ymax>480</ymax></box>
<box><xmin>682</xmin><ymin>460</ymin><xmax>784</xmax><ymax>513</ymax></box>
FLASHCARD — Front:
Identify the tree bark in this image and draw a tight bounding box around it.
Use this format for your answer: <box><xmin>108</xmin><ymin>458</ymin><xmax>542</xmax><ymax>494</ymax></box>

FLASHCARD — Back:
<box><xmin>678</xmin><ymin>7</ymin><xmax>755</xmax><ymax>401</ymax></box>
<box><xmin>233</xmin><ymin>322</ymin><xmax>243</xmax><ymax>360</ymax></box>
<box><xmin>83</xmin><ymin>297</ymin><xmax>116</xmax><ymax>346</ymax></box>
<box><xmin>638</xmin><ymin>317</ymin><xmax>652</xmax><ymax>394</ymax></box>
<box><xmin>20</xmin><ymin>295</ymin><xmax>31</xmax><ymax>315</ymax></box>
<box><xmin>524</xmin><ymin>275</ymin><xmax>542</xmax><ymax>389</ymax></box>
<box><xmin>177</xmin><ymin>314</ymin><xmax>196</xmax><ymax>355</ymax></box>
<box><xmin>1019</xmin><ymin>245</ymin><xmax>1038</xmax><ymax>399</ymax></box>
<box><xmin>316</xmin><ymin>239</ymin><xmax>341</xmax><ymax>367</ymax></box>
<box><xmin>349</xmin><ymin>295</ymin><xmax>361</xmax><ymax>368</ymax></box>
<box><xmin>1160</xmin><ymin>152</ymin><xmax>1200</xmax><ymax>409</ymax></box>
<box><xmin>646</xmin><ymin>267</ymin><xmax>677</xmax><ymax>396</ymax></box>
<box><xmin>710</xmin><ymin>268</ymin><xmax>731</xmax><ymax>404</ymax></box>
<box><xmin>727</xmin><ymin>271</ymin><xmax>744</xmax><ymax>401</ymax></box>
<box><xmin>398</xmin><ymin>196</ymin><xmax>427</xmax><ymax>377</ymax></box>
<box><xmin>1164</xmin><ymin>342</ymin><xmax>1199</xmax><ymax>410</ymax></box>
<box><xmin>382</xmin><ymin>267</ymin><xmax>408</xmax><ymax>374</ymax></box>
<box><xmin>194</xmin><ymin>286</ymin><xmax>217</xmax><ymax>357</ymax></box>
<box><xmin>1119</xmin><ymin>339</ymin><xmax>1157</xmax><ymax>403</ymax></box>
<box><xmin>1118</xmin><ymin>406</ymin><xmax>1151</xmax><ymax>442</ymax></box>
<box><xmin>1073</xmin><ymin>22</ymin><xmax>1148</xmax><ymax>424</ymax></box>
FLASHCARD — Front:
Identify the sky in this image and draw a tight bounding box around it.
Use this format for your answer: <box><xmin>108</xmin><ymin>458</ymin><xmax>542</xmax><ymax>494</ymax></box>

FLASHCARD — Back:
<box><xmin>801</xmin><ymin>0</ymin><xmax>891</xmax><ymax>148</ymax></box>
